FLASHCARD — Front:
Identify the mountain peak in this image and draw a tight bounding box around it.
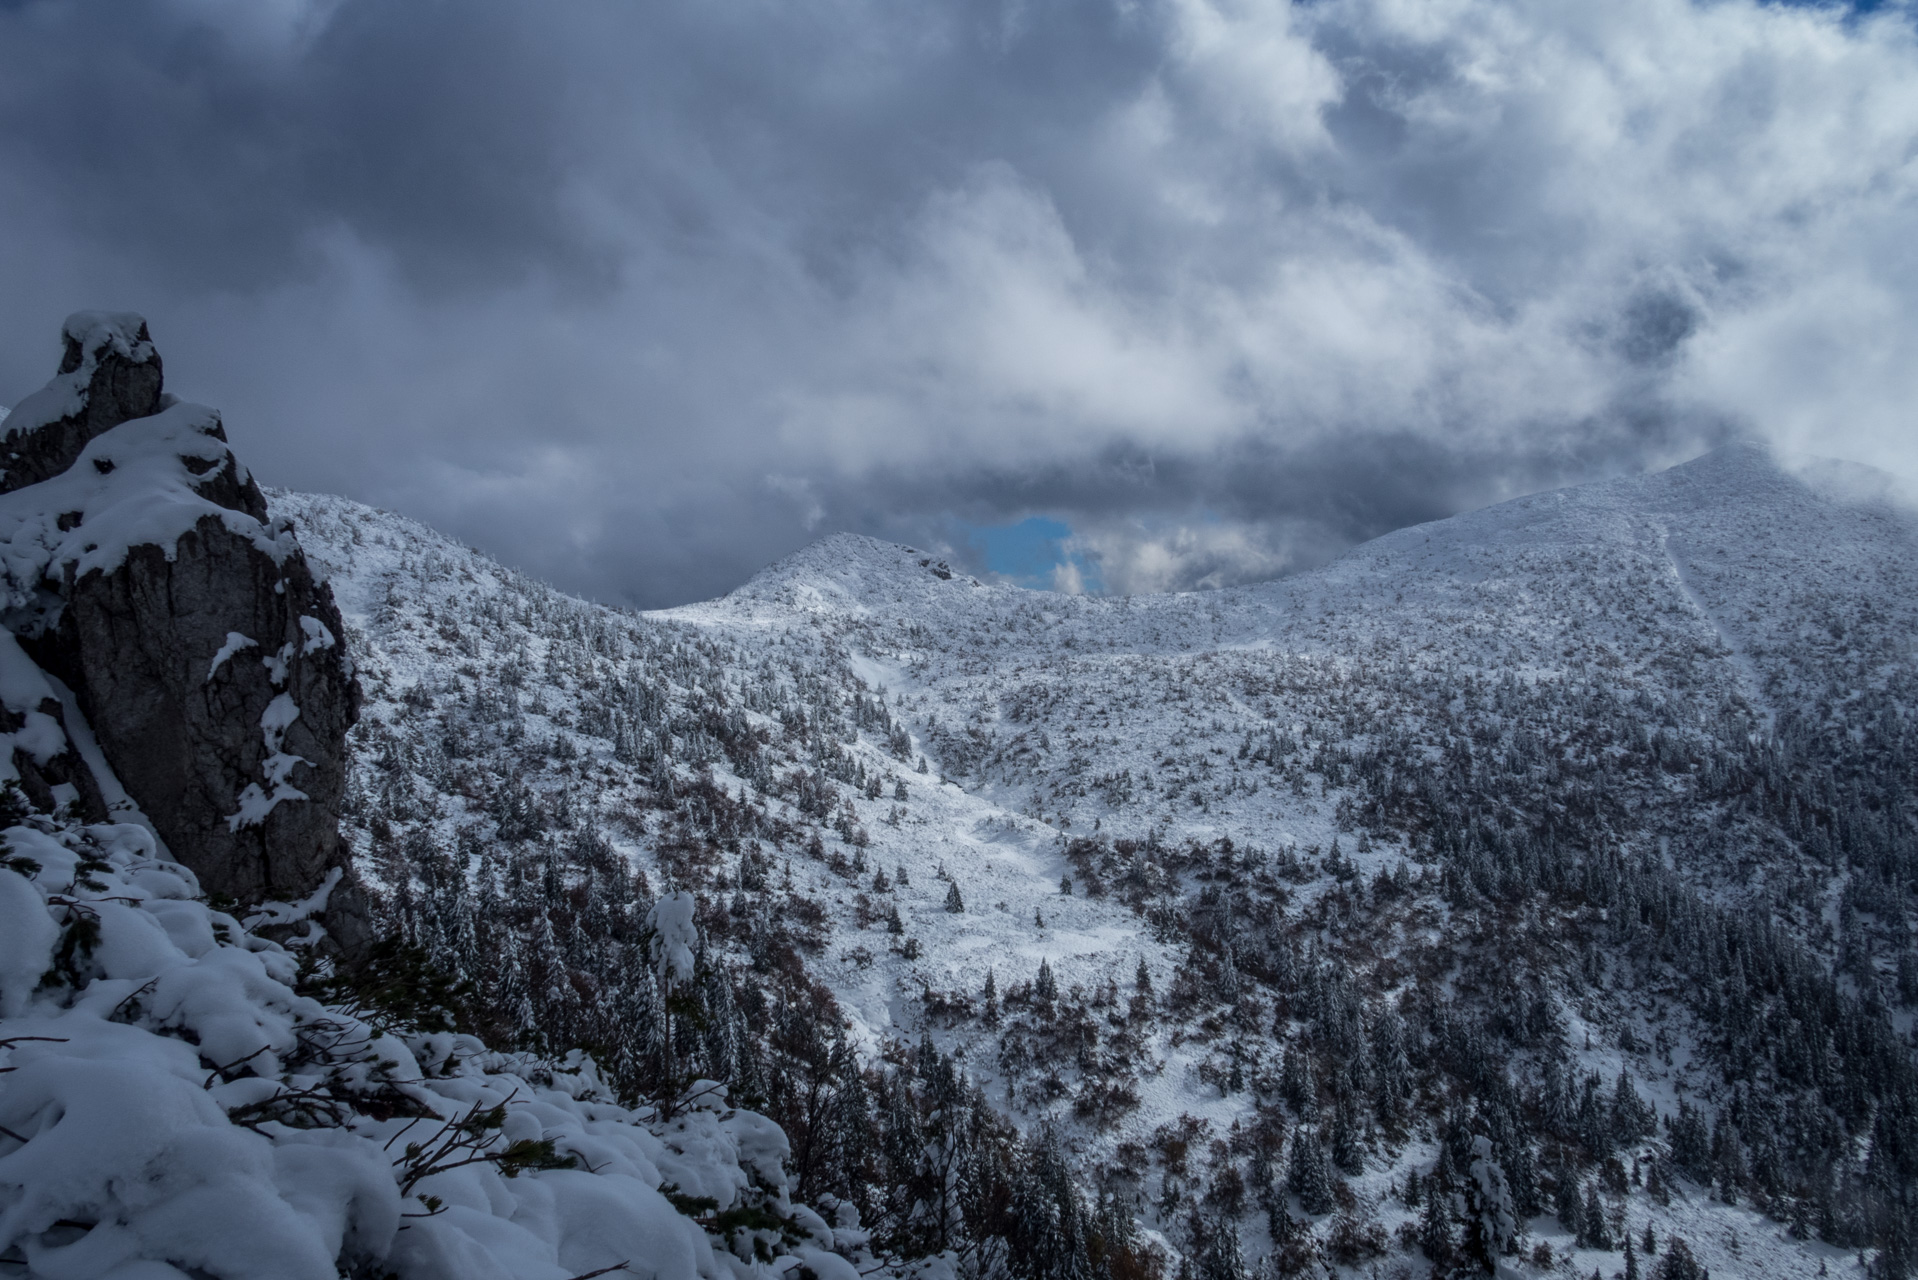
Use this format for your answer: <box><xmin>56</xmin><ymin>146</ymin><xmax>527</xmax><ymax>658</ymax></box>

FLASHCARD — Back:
<box><xmin>708</xmin><ymin>530</ymin><xmax>986</xmax><ymax>616</ymax></box>
<box><xmin>1654</xmin><ymin>439</ymin><xmax>1802</xmax><ymax>499</ymax></box>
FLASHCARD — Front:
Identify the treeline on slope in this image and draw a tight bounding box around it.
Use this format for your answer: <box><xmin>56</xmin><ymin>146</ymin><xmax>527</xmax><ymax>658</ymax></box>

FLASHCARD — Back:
<box><xmin>1313</xmin><ymin>665</ymin><xmax>1918</xmax><ymax>1275</ymax></box>
<box><xmin>378</xmin><ymin>787</ymin><xmax>1168</xmax><ymax>1278</ymax></box>
<box><xmin>335</xmin><ymin>524</ymin><xmax>1913</xmax><ymax>1278</ymax></box>
<box><xmin>921</xmin><ymin>651</ymin><xmax>1915</xmax><ymax>1275</ymax></box>
<box><xmin>345</xmin><ymin>569</ymin><xmax>1168</xmax><ymax>1279</ymax></box>
<box><xmin>895</xmin><ymin>600</ymin><xmax>1914</xmax><ymax>1271</ymax></box>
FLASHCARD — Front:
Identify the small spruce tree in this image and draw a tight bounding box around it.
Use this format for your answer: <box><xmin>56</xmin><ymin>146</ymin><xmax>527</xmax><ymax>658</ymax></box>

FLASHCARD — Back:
<box><xmin>1652</xmin><ymin>1238</ymin><xmax>1707</xmax><ymax>1280</ymax></box>
<box><xmin>1287</xmin><ymin>1128</ymin><xmax>1335</xmax><ymax>1216</ymax></box>
<box><xmin>1036</xmin><ymin>958</ymin><xmax>1059</xmax><ymax>1005</ymax></box>
<box><xmin>1582</xmin><ymin>1184</ymin><xmax>1612</xmax><ymax>1250</ymax></box>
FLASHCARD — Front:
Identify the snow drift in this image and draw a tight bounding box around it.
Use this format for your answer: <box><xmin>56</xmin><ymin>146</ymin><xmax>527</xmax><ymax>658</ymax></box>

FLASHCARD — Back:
<box><xmin>0</xmin><ymin>810</ymin><xmax>860</xmax><ymax>1280</ymax></box>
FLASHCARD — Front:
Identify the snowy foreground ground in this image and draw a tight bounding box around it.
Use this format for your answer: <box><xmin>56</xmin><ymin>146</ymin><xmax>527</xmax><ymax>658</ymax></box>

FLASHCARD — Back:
<box><xmin>0</xmin><ymin>815</ymin><xmax>863</xmax><ymax>1280</ymax></box>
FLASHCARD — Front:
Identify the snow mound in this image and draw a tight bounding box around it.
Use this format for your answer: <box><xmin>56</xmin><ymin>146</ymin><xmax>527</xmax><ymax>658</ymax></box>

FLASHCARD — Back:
<box><xmin>0</xmin><ymin>815</ymin><xmax>856</xmax><ymax>1280</ymax></box>
<box><xmin>0</xmin><ymin>401</ymin><xmax>294</xmax><ymax>626</ymax></box>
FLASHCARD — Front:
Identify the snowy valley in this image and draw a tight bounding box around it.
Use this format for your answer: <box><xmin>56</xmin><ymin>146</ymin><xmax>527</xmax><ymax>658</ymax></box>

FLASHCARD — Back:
<box><xmin>262</xmin><ymin>441</ymin><xmax>1915</xmax><ymax>1279</ymax></box>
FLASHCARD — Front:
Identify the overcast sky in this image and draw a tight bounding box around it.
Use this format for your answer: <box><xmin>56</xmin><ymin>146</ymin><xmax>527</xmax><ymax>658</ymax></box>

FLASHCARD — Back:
<box><xmin>1</xmin><ymin>0</ymin><xmax>1914</xmax><ymax>605</ymax></box>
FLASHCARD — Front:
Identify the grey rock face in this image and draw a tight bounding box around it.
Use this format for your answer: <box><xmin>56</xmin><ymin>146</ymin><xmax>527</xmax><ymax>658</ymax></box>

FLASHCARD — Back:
<box><xmin>1</xmin><ymin>312</ymin><xmax>164</xmax><ymax>495</ymax></box>
<box><xmin>43</xmin><ymin>517</ymin><xmax>361</xmax><ymax>903</ymax></box>
<box><xmin>3</xmin><ymin>313</ymin><xmax>362</xmax><ymax>917</ymax></box>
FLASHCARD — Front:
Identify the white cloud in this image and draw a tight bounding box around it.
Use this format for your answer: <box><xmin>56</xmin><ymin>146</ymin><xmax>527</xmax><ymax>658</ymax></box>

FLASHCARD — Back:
<box><xmin>5</xmin><ymin>0</ymin><xmax>1918</xmax><ymax>601</ymax></box>
<box><xmin>1063</xmin><ymin>517</ymin><xmax>1312</xmax><ymax>596</ymax></box>
<box><xmin>773</xmin><ymin>0</ymin><xmax>1918</xmax><ymax>495</ymax></box>
<box><xmin>1163</xmin><ymin>0</ymin><xmax>1342</xmax><ymax>152</ymax></box>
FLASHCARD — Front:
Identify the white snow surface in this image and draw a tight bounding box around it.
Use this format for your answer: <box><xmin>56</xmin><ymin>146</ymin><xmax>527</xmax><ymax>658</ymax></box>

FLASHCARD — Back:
<box><xmin>0</xmin><ymin>632</ymin><xmax>71</xmax><ymax>785</ymax></box>
<box><xmin>205</xmin><ymin>631</ymin><xmax>258</xmax><ymax>682</ymax></box>
<box><xmin>0</xmin><ymin>815</ymin><xmax>860</xmax><ymax>1280</ymax></box>
<box><xmin>0</xmin><ymin>400</ymin><xmax>294</xmax><ymax>630</ymax></box>
<box><xmin>649</xmin><ymin>891</ymin><xmax>700</xmax><ymax>987</ymax></box>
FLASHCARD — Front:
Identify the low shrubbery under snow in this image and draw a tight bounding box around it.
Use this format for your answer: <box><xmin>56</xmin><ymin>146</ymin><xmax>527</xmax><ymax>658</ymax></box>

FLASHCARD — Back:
<box><xmin>0</xmin><ymin>813</ymin><xmax>861</xmax><ymax>1280</ymax></box>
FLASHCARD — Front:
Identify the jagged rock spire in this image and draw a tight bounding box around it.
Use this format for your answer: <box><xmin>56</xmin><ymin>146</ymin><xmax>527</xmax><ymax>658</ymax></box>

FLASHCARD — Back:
<box><xmin>0</xmin><ymin>312</ymin><xmax>165</xmax><ymax>494</ymax></box>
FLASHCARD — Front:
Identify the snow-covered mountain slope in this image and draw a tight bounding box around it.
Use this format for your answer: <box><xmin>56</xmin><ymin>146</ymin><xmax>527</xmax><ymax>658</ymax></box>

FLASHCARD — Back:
<box><xmin>681</xmin><ymin>443</ymin><xmax>1914</xmax><ymax>915</ymax></box>
<box><xmin>704</xmin><ymin>443</ymin><xmax>1916</xmax><ymax>723</ymax></box>
<box><xmin>274</xmin><ymin>443</ymin><xmax>1918</xmax><ymax>1280</ymax></box>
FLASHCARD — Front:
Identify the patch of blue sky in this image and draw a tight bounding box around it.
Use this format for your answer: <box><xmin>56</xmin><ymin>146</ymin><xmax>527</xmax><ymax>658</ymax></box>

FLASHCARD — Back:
<box><xmin>960</xmin><ymin>516</ymin><xmax>1106</xmax><ymax>593</ymax></box>
<box><xmin>1766</xmin><ymin>0</ymin><xmax>1892</xmax><ymax>14</ymax></box>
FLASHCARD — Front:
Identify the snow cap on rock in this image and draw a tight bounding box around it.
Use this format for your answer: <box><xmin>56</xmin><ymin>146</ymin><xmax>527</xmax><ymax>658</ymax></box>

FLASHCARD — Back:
<box><xmin>1</xmin><ymin>311</ymin><xmax>164</xmax><ymax>494</ymax></box>
<box><xmin>60</xmin><ymin>311</ymin><xmax>157</xmax><ymax>369</ymax></box>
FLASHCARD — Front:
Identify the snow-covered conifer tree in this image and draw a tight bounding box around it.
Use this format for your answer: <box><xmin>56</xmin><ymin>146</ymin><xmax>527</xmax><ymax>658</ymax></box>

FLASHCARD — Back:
<box><xmin>1287</xmin><ymin>1128</ymin><xmax>1335</xmax><ymax>1216</ymax></box>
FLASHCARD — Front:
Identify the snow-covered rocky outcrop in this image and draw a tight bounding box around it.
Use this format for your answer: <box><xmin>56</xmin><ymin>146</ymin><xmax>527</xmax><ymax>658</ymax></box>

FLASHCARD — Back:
<box><xmin>0</xmin><ymin>312</ymin><xmax>163</xmax><ymax>496</ymax></box>
<box><xmin>0</xmin><ymin>313</ymin><xmax>359</xmax><ymax>908</ymax></box>
<box><xmin>0</xmin><ymin>313</ymin><xmax>882</xmax><ymax>1280</ymax></box>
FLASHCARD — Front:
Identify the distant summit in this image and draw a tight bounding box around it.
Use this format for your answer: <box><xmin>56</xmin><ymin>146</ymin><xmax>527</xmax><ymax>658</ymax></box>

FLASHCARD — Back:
<box><xmin>721</xmin><ymin>444</ymin><xmax>1899</xmax><ymax>615</ymax></box>
<box><xmin>714</xmin><ymin>530</ymin><xmax>988</xmax><ymax>616</ymax></box>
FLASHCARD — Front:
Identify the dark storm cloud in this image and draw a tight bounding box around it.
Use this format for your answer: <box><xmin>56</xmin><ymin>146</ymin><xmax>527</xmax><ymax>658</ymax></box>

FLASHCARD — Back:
<box><xmin>0</xmin><ymin>0</ymin><xmax>1163</xmax><ymax>292</ymax></box>
<box><xmin>0</xmin><ymin>3</ymin><xmax>589</xmax><ymax>291</ymax></box>
<box><xmin>0</xmin><ymin>0</ymin><xmax>1914</xmax><ymax>605</ymax></box>
<box><xmin>821</xmin><ymin>403</ymin><xmax>1735</xmax><ymax>596</ymax></box>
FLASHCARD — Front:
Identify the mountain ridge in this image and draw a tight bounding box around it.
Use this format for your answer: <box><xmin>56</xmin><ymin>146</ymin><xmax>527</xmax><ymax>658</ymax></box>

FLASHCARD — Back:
<box><xmin>721</xmin><ymin>444</ymin><xmax>1844</xmax><ymax>605</ymax></box>
<box><xmin>262</xmin><ymin>435</ymin><xmax>1918</xmax><ymax>1280</ymax></box>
